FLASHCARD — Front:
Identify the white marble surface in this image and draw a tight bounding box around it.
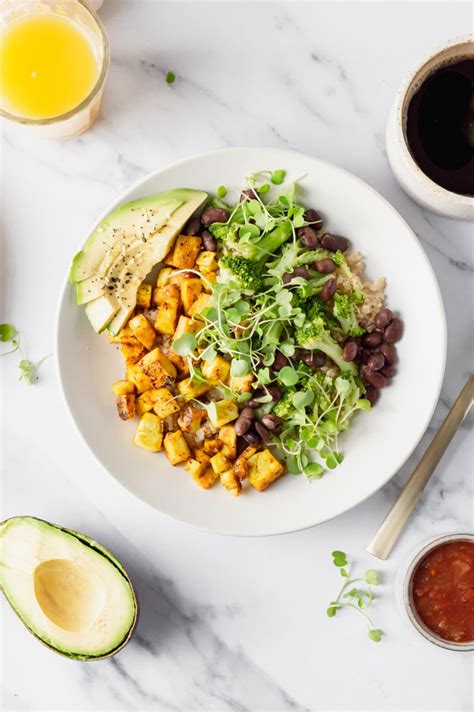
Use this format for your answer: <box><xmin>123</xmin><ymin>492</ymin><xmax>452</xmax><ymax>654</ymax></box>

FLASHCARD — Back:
<box><xmin>1</xmin><ymin>2</ymin><xmax>473</xmax><ymax>710</ymax></box>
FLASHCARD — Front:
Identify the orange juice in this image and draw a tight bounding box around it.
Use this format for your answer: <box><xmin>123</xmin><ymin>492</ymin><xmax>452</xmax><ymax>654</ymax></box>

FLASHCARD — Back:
<box><xmin>0</xmin><ymin>13</ymin><xmax>99</xmax><ymax>119</ymax></box>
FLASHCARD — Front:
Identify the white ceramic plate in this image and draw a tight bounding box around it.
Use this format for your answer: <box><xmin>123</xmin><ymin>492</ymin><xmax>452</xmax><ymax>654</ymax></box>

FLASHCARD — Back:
<box><xmin>56</xmin><ymin>147</ymin><xmax>446</xmax><ymax>536</ymax></box>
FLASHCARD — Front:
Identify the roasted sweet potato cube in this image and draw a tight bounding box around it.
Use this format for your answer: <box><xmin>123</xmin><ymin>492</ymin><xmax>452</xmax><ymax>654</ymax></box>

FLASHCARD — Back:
<box><xmin>201</xmin><ymin>355</ymin><xmax>230</xmax><ymax>384</ymax></box>
<box><xmin>247</xmin><ymin>449</ymin><xmax>285</xmax><ymax>491</ymax></box>
<box><xmin>219</xmin><ymin>425</ymin><xmax>237</xmax><ymax>460</ymax></box>
<box><xmin>173</xmin><ymin>315</ymin><xmax>202</xmax><ymax>340</ymax></box>
<box><xmin>196</xmin><ymin>250</ymin><xmax>218</xmax><ymax>273</ymax></box>
<box><xmin>126</xmin><ymin>364</ymin><xmax>154</xmax><ymax>393</ymax></box>
<box><xmin>177</xmin><ymin>377</ymin><xmax>211</xmax><ymax>401</ymax></box>
<box><xmin>192</xmin><ymin>465</ymin><xmax>219</xmax><ymax>489</ymax></box>
<box><xmin>184</xmin><ymin>457</ymin><xmax>206</xmax><ymax>479</ymax></box>
<box><xmin>134</xmin><ymin>412</ymin><xmax>163</xmax><ymax>452</ymax></box>
<box><xmin>163</xmin><ymin>429</ymin><xmax>191</xmax><ymax>465</ymax></box>
<box><xmin>116</xmin><ymin>393</ymin><xmax>136</xmax><ymax>421</ymax></box>
<box><xmin>111</xmin><ymin>380</ymin><xmax>135</xmax><ymax>395</ymax></box>
<box><xmin>167</xmin><ymin>350</ymin><xmax>190</xmax><ymax>377</ymax></box>
<box><xmin>108</xmin><ymin>325</ymin><xmax>136</xmax><ymax>345</ymax></box>
<box><xmin>202</xmin><ymin>439</ymin><xmax>222</xmax><ymax>455</ymax></box>
<box><xmin>203</xmin><ymin>271</ymin><xmax>217</xmax><ymax>290</ymax></box>
<box><xmin>152</xmin><ymin>387</ymin><xmax>180</xmax><ymax>418</ymax></box>
<box><xmin>230</xmin><ymin>373</ymin><xmax>254</xmax><ymax>393</ymax></box>
<box><xmin>194</xmin><ymin>448</ymin><xmax>211</xmax><ymax>468</ymax></box>
<box><xmin>167</xmin><ymin>235</ymin><xmax>202</xmax><ymax>269</ymax></box>
<box><xmin>234</xmin><ymin>445</ymin><xmax>258</xmax><ymax>481</ymax></box>
<box><xmin>180</xmin><ymin>278</ymin><xmax>203</xmax><ymax>315</ymax></box>
<box><xmin>220</xmin><ymin>468</ymin><xmax>241</xmax><ymax>497</ymax></box>
<box><xmin>177</xmin><ymin>406</ymin><xmax>205</xmax><ymax>434</ymax></box>
<box><xmin>129</xmin><ymin>313</ymin><xmax>156</xmax><ymax>350</ymax></box>
<box><xmin>157</xmin><ymin>267</ymin><xmax>175</xmax><ymax>286</ymax></box>
<box><xmin>207</xmin><ymin>399</ymin><xmax>238</xmax><ymax>428</ymax></box>
<box><xmin>154</xmin><ymin>288</ymin><xmax>181</xmax><ymax>335</ymax></box>
<box><xmin>187</xmin><ymin>293</ymin><xmax>211</xmax><ymax>318</ymax></box>
<box><xmin>138</xmin><ymin>348</ymin><xmax>177</xmax><ymax>387</ymax></box>
<box><xmin>136</xmin><ymin>389</ymin><xmax>162</xmax><ymax>416</ymax></box>
<box><xmin>136</xmin><ymin>284</ymin><xmax>152</xmax><ymax>308</ymax></box>
<box><xmin>120</xmin><ymin>338</ymin><xmax>147</xmax><ymax>365</ymax></box>
<box><xmin>210</xmin><ymin>451</ymin><xmax>232</xmax><ymax>475</ymax></box>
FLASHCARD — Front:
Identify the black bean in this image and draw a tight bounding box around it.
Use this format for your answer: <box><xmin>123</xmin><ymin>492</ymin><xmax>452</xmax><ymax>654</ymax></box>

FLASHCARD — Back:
<box><xmin>362</xmin><ymin>367</ymin><xmax>388</xmax><ymax>389</ymax></box>
<box><xmin>367</xmin><ymin>353</ymin><xmax>385</xmax><ymax>371</ymax></box>
<box><xmin>314</xmin><ymin>258</ymin><xmax>336</xmax><ymax>274</ymax></box>
<box><xmin>272</xmin><ymin>351</ymin><xmax>288</xmax><ymax>371</ymax></box>
<box><xmin>293</xmin><ymin>266</ymin><xmax>310</xmax><ymax>279</ymax></box>
<box><xmin>240</xmin><ymin>188</ymin><xmax>259</xmax><ymax>202</ymax></box>
<box><xmin>381</xmin><ymin>365</ymin><xmax>397</xmax><ymax>378</ymax></box>
<box><xmin>304</xmin><ymin>209</ymin><xmax>323</xmax><ymax>228</ymax></box>
<box><xmin>236</xmin><ymin>437</ymin><xmax>248</xmax><ymax>457</ymax></box>
<box><xmin>362</xmin><ymin>331</ymin><xmax>383</xmax><ymax>349</ymax></box>
<box><xmin>320</xmin><ymin>278</ymin><xmax>337</xmax><ymax>302</ymax></box>
<box><xmin>255</xmin><ymin>422</ymin><xmax>270</xmax><ymax>442</ymax></box>
<box><xmin>343</xmin><ymin>341</ymin><xmax>358</xmax><ymax>362</ymax></box>
<box><xmin>379</xmin><ymin>343</ymin><xmax>398</xmax><ymax>365</ymax></box>
<box><xmin>360</xmin><ymin>348</ymin><xmax>371</xmax><ymax>365</ymax></box>
<box><xmin>184</xmin><ymin>215</ymin><xmax>202</xmax><ymax>236</ymax></box>
<box><xmin>261</xmin><ymin>414</ymin><xmax>283</xmax><ymax>432</ymax></box>
<box><xmin>293</xmin><ymin>348</ymin><xmax>308</xmax><ymax>361</ymax></box>
<box><xmin>234</xmin><ymin>417</ymin><xmax>252</xmax><ymax>436</ymax></box>
<box><xmin>248</xmin><ymin>399</ymin><xmax>262</xmax><ymax>409</ymax></box>
<box><xmin>320</xmin><ymin>233</ymin><xmax>349</xmax><ymax>252</ymax></box>
<box><xmin>201</xmin><ymin>230</ymin><xmax>217</xmax><ymax>251</ymax></box>
<box><xmin>384</xmin><ymin>318</ymin><xmax>403</xmax><ymax>344</ymax></box>
<box><xmin>364</xmin><ymin>386</ymin><xmax>380</xmax><ymax>406</ymax></box>
<box><xmin>304</xmin><ymin>351</ymin><xmax>326</xmax><ymax>369</ymax></box>
<box><xmin>240</xmin><ymin>407</ymin><xmax>255</xmax><ymax>420</ymax></box>
<box><xmin>267</xmin><ymin>384</ymin><xmax>282</xmax><ymax>401</ymax></box>
<box><xmin>201</xmin><ymin>207</ymin><xmax>229</xmax><ymax>225</ymax></box>
<box><xmin>374</xmin><ymin>307</ymin><xmax>393</xmax><ymax>330</ymax></box>
<box><xmin>243</xmin><ymin>428</ymin><xmax>261</xmax><ymax>445</ymax></box>
<box><xmin>282</xmin><ymin>271</ymin><xmax>294</xmax><ymax>285</ymax></box>
<box><xmin>298</xmin><ymin>226</ymin><xmax>319</xmax><ymax>248</ymax></box>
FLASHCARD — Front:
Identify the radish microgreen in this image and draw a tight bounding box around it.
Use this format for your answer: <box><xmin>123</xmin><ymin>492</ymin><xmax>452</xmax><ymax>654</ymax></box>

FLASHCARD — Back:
<box><xmin>0</xmin><ymin>323</ymin><xmax>49</xmax><ymax>385</ymax></box>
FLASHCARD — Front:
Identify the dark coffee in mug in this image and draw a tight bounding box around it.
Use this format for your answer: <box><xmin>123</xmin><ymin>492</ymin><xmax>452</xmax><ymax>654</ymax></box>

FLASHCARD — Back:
<box><xmin>406</xmin><ymin>58</ymin><xmax>473</xmax><ymax>196</ymax></box>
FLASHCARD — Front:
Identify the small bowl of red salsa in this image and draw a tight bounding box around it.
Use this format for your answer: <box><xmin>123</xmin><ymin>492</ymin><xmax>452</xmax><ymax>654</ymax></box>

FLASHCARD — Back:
<box><xmin>402</xmin><ymin>533</ymin><xmax>474</xmax><ymax>651</ymax></box>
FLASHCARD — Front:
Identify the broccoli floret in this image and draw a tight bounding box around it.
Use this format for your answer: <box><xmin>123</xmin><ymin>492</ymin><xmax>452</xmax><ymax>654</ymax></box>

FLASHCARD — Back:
<box><xmin>209</xmin><ymin>221</ymin><xmax>239</xmax><ymax>241</ymax></box>
<box><xmin>332</xmin><ymin>292</ymin><xmax>365</xmax><ymax>338</ymax></box>
<box><xmin>308</xmin><ymin>297</ymin><xmax>328</xmax><ymax>321</ymax></box>
<box><xmin>295</xmin><ymin>316</ymin><xmax>357</xmax><ymax>374</ymax></box>
<box><xmin>272</xmin><ymin>388</ymin><xmax>296</xmax><ymax>419</ymax></box>
<box><xmin>218</xmin><ymin>255</ymin><xmax>264</xmax><ymax>293</ymax></box>
<box><xmin>228</xmin><ymin>221</ymin><xmax>293</xmax><ymax>261</ymax></box>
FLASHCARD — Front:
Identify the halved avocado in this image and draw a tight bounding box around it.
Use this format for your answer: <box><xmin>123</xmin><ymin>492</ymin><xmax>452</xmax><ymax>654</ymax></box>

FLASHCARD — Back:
<box><xmin>0</xmin><ymin>517</ymin><xmax>137</xmax><ymax>661</ymax></box>
<box><xmin>72</xmin><ymin>188</ymin><xmax>207</xmax><ymax>333</ymax></box>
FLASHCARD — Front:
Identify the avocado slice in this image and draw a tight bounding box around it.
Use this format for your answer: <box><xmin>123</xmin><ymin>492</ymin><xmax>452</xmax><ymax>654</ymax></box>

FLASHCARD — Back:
<box><xmin>72</xmin><ymin>189</ymin><xmax>207</xmax><ymax>332</ymax></box>
<box><xmin>0</xmin><ymin>517</ymin><xmax>137</xmax><ymax>660</ymax></box>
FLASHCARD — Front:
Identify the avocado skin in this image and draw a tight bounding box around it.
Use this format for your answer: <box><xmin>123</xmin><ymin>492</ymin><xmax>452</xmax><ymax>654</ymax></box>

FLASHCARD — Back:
<box><xmin>0</xmin><ymin>516</ymin><xmax>138</xmax><ymax>661</ymax></box>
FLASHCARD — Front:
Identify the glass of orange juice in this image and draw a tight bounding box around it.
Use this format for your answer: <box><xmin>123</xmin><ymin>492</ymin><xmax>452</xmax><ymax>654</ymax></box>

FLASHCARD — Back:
<box><xmin>0</xmin><ymin>0</ymin><xmax>109</xmax><ymax>139</ymax></box>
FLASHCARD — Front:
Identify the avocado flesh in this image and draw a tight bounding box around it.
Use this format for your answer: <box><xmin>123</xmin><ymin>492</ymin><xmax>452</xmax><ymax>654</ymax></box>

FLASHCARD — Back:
<box><xmin>73</xmin><ymin>189</ymin><xmax>208</xmax><ymax>333</ymax></box>
<box><xmin>0</xmin><ymin>517</ymin><xmax>137</xmax><ymax>660</ymax></box>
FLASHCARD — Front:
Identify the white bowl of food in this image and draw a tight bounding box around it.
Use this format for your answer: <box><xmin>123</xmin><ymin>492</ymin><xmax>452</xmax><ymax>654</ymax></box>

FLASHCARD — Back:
<box><xmin>56</xmin><ymin>147</ymin><xmax>446</xmax><ymax>536</ymax></box>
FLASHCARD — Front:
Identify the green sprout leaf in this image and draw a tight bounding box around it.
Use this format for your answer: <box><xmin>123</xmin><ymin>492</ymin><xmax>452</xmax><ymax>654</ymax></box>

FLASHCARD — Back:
<box><xmin>172</xmin><ymin>333</ymin><xmax>197</xmax><ymax>357</ymax></box>
<box><xmin>271</xmin><ymin>169</ymin><xmax>286</xmax><ymax>185</ymax></box>
<box><xmin>230</xmin><ymin>358</ymin><xmax>250</xmax><ymax>377</ymax></box>
<box><xmin>292</xmin><ymin>390</ymin><xmax>314</xmax><ymax>409</ymax></box>
<box><xmin>368</xmin><ymin>629</ymin><xmax>384</xmax><ymax>643</ymax></box>
<box><xmin>364</xmin><ymin>570</ymin><xmax>380</xmax><ymax>586</ymax></box>
<box><xmin>166</xmin><ymin>71</ymin><xmax>176</xmax><ymax>84</ymax></box>
<box><xmin>304</xmin><ymin>462</ymin><xmax>324</xmax><ymax>479</ymax></box>
<box><xmin>326</xmin><ymin>605</ymin><xmax>340</xmax><ymax>618</ymax></box>
<box><xmin>217</xmin><ymin>185</ymin><xmax>227</xmax><ymax>198</ymax></box>
<box><xmin>332</xmin><ymin>551</ymin><xmax>348</xmax><ymax>568</ymax></box>
<box><xmin>278</xmin><ymin>366</ymin><xmax>299</xmax><ymax>387</ymax></box>
<box><xmin>0</xmin><ymin>323</ymin><xmax>17</xmax><ymax>342</ymax></box>
<box><xmin>258</xmin><ymin>183</ymin><xmax>270</xmax><ymax>194</ymax></box>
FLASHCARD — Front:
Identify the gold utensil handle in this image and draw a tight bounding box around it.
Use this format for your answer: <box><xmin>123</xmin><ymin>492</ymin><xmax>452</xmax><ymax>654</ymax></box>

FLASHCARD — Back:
<box><xmin>367</xmin><ymin>375</ymin><xmax>474</xmax><ymax>560</ymax></box>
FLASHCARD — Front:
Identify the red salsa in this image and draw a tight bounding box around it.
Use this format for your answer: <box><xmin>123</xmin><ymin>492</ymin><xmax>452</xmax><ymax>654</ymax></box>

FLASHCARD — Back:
<box><xmin>411</xmin><ymin>539</ymin><xmax>474</xmax><ymax>643</ymax></box>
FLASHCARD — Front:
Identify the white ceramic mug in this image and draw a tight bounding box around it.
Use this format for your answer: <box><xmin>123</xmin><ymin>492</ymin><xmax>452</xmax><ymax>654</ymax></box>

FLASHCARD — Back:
<box><xmin>386</xmin><ymin>36</ymin><xmax>473</xmax><ymax>220</ymax></box>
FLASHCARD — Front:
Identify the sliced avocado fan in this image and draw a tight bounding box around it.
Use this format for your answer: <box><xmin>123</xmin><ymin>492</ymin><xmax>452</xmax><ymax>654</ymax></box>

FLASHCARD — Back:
<box><xmin>0</xmin><ymin>516</ymin><xmax>137</xmax><ymax>661</ymax></box>
<box><xmin>71</xmin><ymin>189</ymin><xmax>208</xmax><ymax>334</ymax></box>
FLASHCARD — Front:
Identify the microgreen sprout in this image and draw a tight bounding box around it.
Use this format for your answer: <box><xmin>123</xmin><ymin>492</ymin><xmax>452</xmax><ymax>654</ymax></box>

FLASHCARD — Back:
<box><xmin>0</xmin><ymin>323</ymin><xmax>50</xmax><ymax>385</ymax></box>
<box><xmin>217</xmin><ymin>185</ymin><xmax>227</xmax><ymax>198</ymax></box>
<box><xmin>327</xmin><ymin>551</ymin><xmax>384</xmax><ymax>643</ymax></box>
<box><xmin>166</xmin><ymin>71</ymin><xmax>176</xmax><ymax>84</ymax></box>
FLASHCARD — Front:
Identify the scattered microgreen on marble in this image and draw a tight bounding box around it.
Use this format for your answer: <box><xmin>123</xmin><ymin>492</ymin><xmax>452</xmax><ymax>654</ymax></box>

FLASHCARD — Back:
<box><xmin>0</xmin><ymin>323</ymin><xmax>49</xmax><ymax>385</ymax></box>
<box><xmin>327</xmin><ymin>551</ymin><xmax>384</xmax><ymax>642</ymax></box>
